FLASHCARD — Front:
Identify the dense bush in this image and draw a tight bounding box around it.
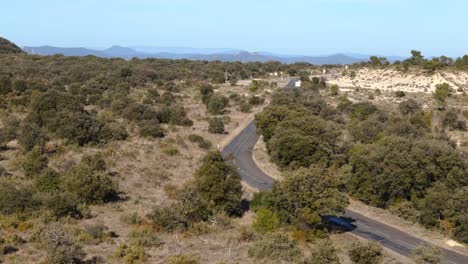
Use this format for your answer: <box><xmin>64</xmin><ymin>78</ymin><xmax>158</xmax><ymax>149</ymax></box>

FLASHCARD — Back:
<box><xmin>62</xmin><ymin>165</ymin><xmax>118</xmax><ymax>205</ymax></box>
<box><xmin>412</xmin><ymin>244</ymin><xmax>444</xmax><ymax>264</ymax></box>
<box><xmin>149</xmin><ymin>151</ymin><xmax>243</xmax><ymax>231</ymax></box>
<box><xmin>208</xmin><ymin>117</ymin><xmax>224</xmax><ymax>134</ymax></box>
<box><xmin>187</xmin><ymin>134</ymin><xmax>212</xmax><ymax>149</ymax></box>
<box><xmin>248</xmin><ymin>232</ymin><xmax>302</xmax><ymax>261</ymax></box>
<box><xmin>348</xmin><ymin>241</ymin><xmax>383</xmax><ymax>264</ymax></box>
<box><xmin>139</xmin><ymin>119</ymin><xmax>164</xmax><ymax>138</ymax></box>
<box><xmin>252</xmin><ymin>166</ymin><xmax>348</xmax><ymax>229</ymax></box>
<box><xmin>22</xmin><ymin>148</ymin><xmax>48</xmax><ymax>178</ymax></box>
<box><xmin>252</xmin><ymin>208</ymin><xmax>280</xmax><ymax>235</ymax></box>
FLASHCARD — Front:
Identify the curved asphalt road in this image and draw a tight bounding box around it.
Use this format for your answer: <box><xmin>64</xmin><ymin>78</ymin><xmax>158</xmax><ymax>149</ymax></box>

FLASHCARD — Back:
<box><xmin>222</xmin><ymin>121</ymin><xmax>468</xmax><ymax>264</ymax></box>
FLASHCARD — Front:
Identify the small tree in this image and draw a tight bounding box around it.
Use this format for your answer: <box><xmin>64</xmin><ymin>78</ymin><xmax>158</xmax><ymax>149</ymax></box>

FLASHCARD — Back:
<box><xmin>433</xmin><ymin>83</ymin><xmax>452</xmax><ymax>109</ymax></box>
<box><xmin>348</xmin><ymin>241</ymin><xmax>383</xmax><ymax>264</ymax></box>
<box><xmin>253</xmin><ymin>208</ymin><xmax>280</xmax><ymax>234</ymax></box>
<box><xmin>193</xmin><ymin>151</ymin><xmax>242</xmax><ymax>215</ymax></box>
<box><xmin>412</xmin><ymin>244</ymin><xmax>444</xmax><ymax>264</ymax></box>
<box><xmin>330</xmin><ymin>84</ymin><xmax>339</xmax><ymax>96</ymax></box>
<box><xmin>248</xmin><ymin>232</ymin><xmax>302</xmax><ymax>262</ymax></box>
<box><xmin>208</xmin><ymin>117</ymin><xmax>224</xmax><ymax>134</ymax></box>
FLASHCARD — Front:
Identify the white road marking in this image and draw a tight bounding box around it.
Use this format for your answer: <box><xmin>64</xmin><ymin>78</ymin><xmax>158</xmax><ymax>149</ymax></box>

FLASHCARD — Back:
<box><xmin>375</xmin><ymin>231</ymin><xmax>390</xmax><ymax>238</ymax></box>
<box><xmin>359</xmin><ymin>223</ymin><xmax>370</xmax><ymax>229</ymax></box>
<box><xmin>396</xmin><ymin>240</ymin><xmax>416</xmax><ymax>249</ymax></box>
<box><xmin>447</xmin><ymin>260</ymin><xmax>457</xmax><ymax>264</ymax></box>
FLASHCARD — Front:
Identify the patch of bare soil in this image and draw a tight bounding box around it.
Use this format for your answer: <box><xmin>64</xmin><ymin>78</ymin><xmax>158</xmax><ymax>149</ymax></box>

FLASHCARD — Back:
<box><xmin>252</xmin><ymin>136</ymin><xmax>282</xmax><ymax>180</ymax></box>
<box><xmin>328</xmin><ymin>68</ymin><xmax>468</xmax><ymax>94</ymax></box>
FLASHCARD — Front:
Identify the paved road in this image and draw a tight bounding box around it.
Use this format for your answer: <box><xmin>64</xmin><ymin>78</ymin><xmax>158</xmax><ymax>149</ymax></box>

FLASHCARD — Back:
<box><xmin>222</xmin><ymin>121</ymin><xmax>468</xmax><ymax>264</ymax></box>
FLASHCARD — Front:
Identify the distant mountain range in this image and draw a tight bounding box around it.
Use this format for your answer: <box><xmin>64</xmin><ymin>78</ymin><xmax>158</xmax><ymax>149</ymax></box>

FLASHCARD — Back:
<box><xmin>22</xmin><ymin>45</ymin><xmax>406</xmax><ymax>65</ymax></box>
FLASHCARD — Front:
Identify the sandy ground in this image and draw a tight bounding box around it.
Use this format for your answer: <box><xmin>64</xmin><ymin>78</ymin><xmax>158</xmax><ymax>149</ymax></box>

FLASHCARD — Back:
<box><xmin>328</xmin><ymin>68</ymin><xmax>468</xmax><ymax>94</ymax></box>
<box><xmin>251</xmin><ymin>136</ymin><xmax>283</xmax><ymax>181</ymax></box>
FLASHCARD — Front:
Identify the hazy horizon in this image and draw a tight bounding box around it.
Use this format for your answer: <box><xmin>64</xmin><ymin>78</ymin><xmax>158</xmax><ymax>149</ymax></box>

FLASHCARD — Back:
<box><xmin>2</xmin><ymin>0</ymin><xmax>468</xmax><ymax>57</ymax></box>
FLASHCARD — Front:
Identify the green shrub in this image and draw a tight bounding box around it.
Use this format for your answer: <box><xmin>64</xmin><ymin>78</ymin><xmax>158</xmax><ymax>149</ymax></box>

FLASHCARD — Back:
<box><xmin>168</xmin><ymin>254</ymin><xmax>200</xmax><ymax>264</ymax></box>
<box><xmin>120</xmin><ymin>212</ymin><xmax>144</xmax><ymax>226</ymax></box>
<box><xmin>22</xmin><ymin>148</ymin><xmax>48</xmax><ymax>178</ymax></box>
<box><xmin>348</xmin><ymin>241</ymin><xmax>383</xmax><ymax>264</ymax></box>
<box><xmin>306</xmin><ymin>239</ymin><xmax>340</xmax><ymax>264</ymax></box>
<box><xmin>239</xmin><ymin>101</ymin><xmax>252</xmax><ymax>113</ymax></box>
<box><xmin>0</xmin><ymin>182</ymin><xmax>39</xmax><ymax>214</ymax></box>
<box><xmin>248</xmin><ymin>96</ymin><xmax>264</xmax><ymax>106</ymax></box>
<box><xmin>207</xmin><ymin>94</ymin><xmax>229</xmax><ymax>115</ymax></box>
<box><xmin>62</xmin><ymin>165</ymin><xmax>118</xmax><ymax>205</ymax></box>
<box><xmin>41</xmin><ymin>192</ymin><xmax>82</xmax><ymax>218</ymax></box>
<box><xmin>193</xmin><ymin>151</ymin><xmax>242</xmax><ymax>215</ymax></box>
<box><xmin>208</xmin><ymin>117</ymin><xmax>224</xmax><ymax>134</ymax></box>
<box><xmin>130</xmin><ymin>227</ymin><xmax>164</xmax><ymax>247</ymax></box>
<box><xmin>139</xmin><ymin>119</ymin><xmax>165</xmax><ymax>138</ymax></box>
<box><xmin>389</xmin><ymin>201</ymin><xmax>419</xmax><ymax>223</ymax></box>
<box><xmin>18</xmin><ymin>122</ymin><xmax>48</xmax><ymax>151</ymax></box>
<box><xmin>248</xmin><ymin>232</ymin><xmax>302</xmax><ymax>261</ymax></box>
<box><xmin>252</xmin><ymin>208</ymin><xmax>280</xmax><ymax>235</ymax></box>
<box><xmin>114</xmin><ymin>243</ymin><xmax>147</xmax><ymax>264</ymax></box>
<box><xmin>188</xmin><ymin>134</ymin><xmax>212</xmax><ymax>149</ymax></box>
<box><xmin>412</xmin><ymin>243</ymin><xmax>444</xmax><ymax>264</ymax></box>
<box><xmin>330</xmin><ymin>85</ymin><xmax>339</xmax><ymax>96</ymax></box>
<box><xmin>34</xmin><ymin>168</ymin><xmax>60</xmax><ymax>193</ymax></box>
<box><xmin>162</xmin><ymin>145</ymin><xmax>179</xmax><ymax>156</ymax></box>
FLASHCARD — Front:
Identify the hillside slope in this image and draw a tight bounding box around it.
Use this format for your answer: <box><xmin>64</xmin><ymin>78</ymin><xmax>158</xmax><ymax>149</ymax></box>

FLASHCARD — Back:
<box><xmin>0</xmin><ymin>37</ymin><xmax>24</xmax><ymax>54</ymax></box>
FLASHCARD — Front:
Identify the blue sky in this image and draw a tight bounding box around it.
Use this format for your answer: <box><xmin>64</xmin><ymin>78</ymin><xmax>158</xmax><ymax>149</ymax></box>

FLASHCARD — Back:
<box><xmin>2</xmin><ymin>0</ymin><xmax>467</xmax><ymax>56</ymax></box>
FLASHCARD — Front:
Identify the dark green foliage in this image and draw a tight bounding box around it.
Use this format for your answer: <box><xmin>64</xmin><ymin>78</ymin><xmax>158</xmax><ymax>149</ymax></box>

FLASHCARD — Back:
<box><xmin>22</xmin><ymin>148</ymin><xmax>48</xmax><ymax>178</ymax></box>
<box><xmin>442</xmin><ymin>109</ymin><xmax>466</xmax><ymax>131</ymax></box>
<box><xmin>348</xmin><ymin>241</ymin><xmax>383</xmax><ymax>264</ymax></box>
<box><xmin>62</xmin><ymin>164</ymin><xmax>117</xmax><ymax>205</ymax></box>
<box><xmin>349</xmin><ymin>136</ymin><xmax>466</xmax><ymax>208</ymax></box>
<box><xmin>0</xmin><ymin>116</ymin><xmax>19</xmax><ymax>146</ymax></box>
<box><xmin>34</xmin><ymin>168</ymin><xmax>61</xmax><ymax>193</ymax></box>
<box><xmin>0</xmin><ymin>37</ymin><xmax>24</xmax><ymax>54</ymax></box>
<box><xmin>100</xmin><ymin>121</ymin><xmax>129</xmax><ymax>141</ymax></box>
<box><xmin>239</xmin><ymin>101</ymin><xmax>252</xmax><ymax>113</ymax></box>
<box><xmin>350</xmin><ymin>102</ymin><xmax>378</xmax><ymax>121</ymax></box>
<box><xmin>206</xmin><ymin>94</ymin><xmax>229</xmax><ymax>115</ymax></box>
<box><xmin>268</xmin><ymin>115</ymin><xmax>340</xmax><ymax>169</ymax></box>
<box><xmin>252</xmin><ymin>208</ymin><xmax>280</xmax><ymax>235</ymax></box>
<box><xmin>252</xmin><ymin>166</ymin><xmax>348</xmax><ymax>228</ymax></box>
<box><xmin>149</xmin><ymin>185</ymin><xmax>211</xmax><ymax>232</ymax></box>
<box><xmin>248</xmin><ymin>95</ymin><xmax>264</xmax><ymax>106</ymax></box>
<box><xmin>18</xmin><ymin>122</ymin><xmax>48</xmax><ymax>151</ymax></box>
<box><xmin>193</xmin><ymin>151</ymin><xmax>242</xmax><ymax>215</ymax></box>
<box><xmin>208</xmin><ymin>117</ymin><xmax>224</xmax><ymax>134</ymax></box>
<box><xmin>433</xmin><ymin>83</ymin><xmax>453</xmax><ymax>108</ymax></box>
<box><xmin>248</xmin><ymin>232</ymin><xmax>302</xmax><ymax>261</ymax></box>
<box><xmin>187</xmin><ymin>134</ymin><xmax>212</xmax><ymax>149</ymax></box>
<box><xmin>149</xmin><ymin>151</ymin><xmax>242</xmax><ymax>232</ymax></box>
<box><xmin>139</xmin><ymin>120</ymin><xmax>164</xmax><ymax>138</ymax></box>
<box><xmin>0</xmin><ymin>182</ymin><xmax>39</xmax><ymax>214</ymax></box>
